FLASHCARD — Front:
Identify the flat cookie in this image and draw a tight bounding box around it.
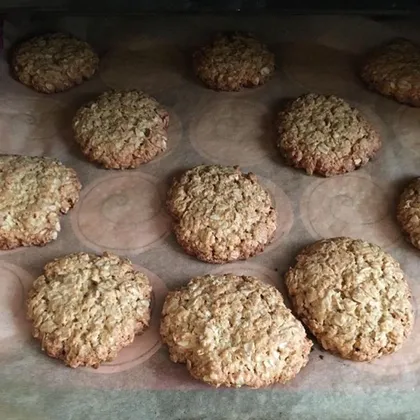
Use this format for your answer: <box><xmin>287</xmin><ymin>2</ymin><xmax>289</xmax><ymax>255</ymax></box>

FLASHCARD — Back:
<box><xmin>73</xmin><ymin>90</ymin><xmax>169</xmax><ymax>169</ymax></box>
<box><xmin>167</xmin><ymin>165</ymin><xmax>277</xmax><ymax>263</ymax></box>
<box><xmin>397</xmin><ymin>178</ymin><xmax>420</xmax><ymax>249</ymax></box>
<box><xmin>0</xmin><ymin>155</ymin><xmax>81</xmax><ymax>250</ymax></box>
<box><xmin>285</xmin><ymin>237</ymin><xmax>413</xmax><ymax>361</ymax></box>
<box><xmin>277</xmin><ymin>94</ymin><xmax>381</xmax><ymax>176</ymax></box>
<box><xmin>193</xmin><ymin>32</ymin><xmax>275</xmax><ymax>91</ymax></box>
<box><xmin>27</xmin><ymin>252</ymin><xmax>152</xmax><ymax>368</ymax></box>
<box><xmin>12</xmin><ymin>33</ymin><xmax>98</xmax><ymax>93</ymax></box>
<box><xmin>360</xmin><ymin>38</ymin><xmax>420</xmax><ymax>106</ymax></box>
<box><xmin>160</xmin><ymin>274</ymin><xmax>312</xmax><ymax>388</ymax></box>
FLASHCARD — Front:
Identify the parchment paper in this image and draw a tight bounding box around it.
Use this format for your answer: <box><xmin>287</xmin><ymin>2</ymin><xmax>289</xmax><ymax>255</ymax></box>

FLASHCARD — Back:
<box><xmin>1</xmin><ymin>14</ymin><xmax>420</xmax><ymax>420</ymax></box>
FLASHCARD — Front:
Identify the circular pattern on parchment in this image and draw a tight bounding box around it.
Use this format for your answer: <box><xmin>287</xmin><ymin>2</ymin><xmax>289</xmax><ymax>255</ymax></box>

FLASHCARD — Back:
<box><xmin>90</xmin><ymin>265</ymin><xmax>168</xmax><ymax>374</ymax></box>
<box><xmin>300</xmin><ymin>174</ymin><xmax>401</xmax><ymax>248</ymax></box>
<box><xmin>395</xmin><ymin>106</ymin><xmax>420</xmax><ymax>157</ymax></box>
<box><xmin>281</xmin><ymin>43</ymin><xmax>359</xmax><ymax>94</ymax></box>
<box><xmin>315</xmin><ymin>17</ymin><xmax>397</xmax><ymax>54</ymax></box>
<box><xmin>189</xmin><ymin>99</ymin><xmax>273</xmax><ymax>166</ymax></box>
<box><xmin>0</xmin><ymin>95</ymin><xmax>68</xmax><ymax>157</ymax></box>
<box><xmin>0</xmin><ymin>262</ymin><xmax>33</xmax><ymax>343</ymax></box>
<box><xmin>258</xmin><ymin>177</ymin><xmax>293</xmax><ymax>251</ymax></box>
<box><xmin>100</xmin><ymin>48</ymin><xmax>186</xmax><ymax>94</ymax></box>
<box><xmin>71</xmin><ymin>173</ymin><xmax>171</xmax><ymax>255</ymax></box>
<box><xmin>149</xmin><ymin>109</ymin><xmax>182</xmax><ymax>164</ymax></box>
<box><xmin>347</xmin><ymin>278</ymin><xmax>420</xmax><ymax>378</ymax></box>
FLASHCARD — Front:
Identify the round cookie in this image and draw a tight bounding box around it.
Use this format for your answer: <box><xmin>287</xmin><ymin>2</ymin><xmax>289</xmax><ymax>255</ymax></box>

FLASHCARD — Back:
<box><xmin>285</xmin><ymin>237</ymin><xmax>413</xmax><ymax>362</ymax></box>
<box><xmin>0</xmin><ymin>155</ymin><xmax>81</xmax><ymax>250</ymax></box>
<box><xmin>160</xmin><ymin>274</ymin><xmax>312</xmax><ymax>388</ymax></box>
<box><xmin>73</xmin><ymin>90</ymin><xmax>169</xmax><ymax>169</ymax></box>
<box><xmin>360</xmin><ymin>38</ymin><xmax>420</xmax><ymax>107</ymax></box>
<box><xmin>397</xmin><ymin>178</ymin><xmax>420</xmax><ymax>249</ymax></box>
<box><xmin>193</xmin><ymin>32</ymin><xmax>275</xmax><ymax>91</ymax></box>
<box><xmin>167</xmin><ymin>165</ymin><xmax>277</xmax><ymax>263</ymax></box>
<box><xmin>27</xmin><ymin>252</ymin><xmax>152</xmax><ymax>368</ymax></box>
<box><xmin>277</xmin><ymin>94</ymin><xmax>381</xmax><ymax>176</ymax></box>
<box><xmin>12</xmin><ymin>33</ymin><xmax>98</xmax><ymax>93</ymax></box>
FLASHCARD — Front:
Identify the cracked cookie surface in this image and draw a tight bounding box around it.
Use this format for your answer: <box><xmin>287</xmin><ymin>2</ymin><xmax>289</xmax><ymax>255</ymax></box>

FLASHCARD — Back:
<box><xmin>397</xmin><ymin>178</ymin><xmax>420</xmax><ymax>250</ymax></box>
<box><xmin>193</xmin><ymin>32</ymin><xmax>275</xmax><ymax>91</ymax></box>
<box><xmin>0</xmin><ymin>155</ymin><xmax>81</xmax><ymax>249</ymax></box>
<box><xmin>277</xmin><ymin>94</ymin><xmax>381</xmax><ymax>176</ymax></box>
<box><xmin>27</xmin><ymin>252</ymin><xmax>152</xmax><ymax>368</ymax></box>
<box><xmin>73</xmin><ymin>90</ymin><xmax>169</xmax><ymax>169</ymax></box>
<box><xmin>285</xmin><ymin>237</ymin><xmax>413</xmax><ymax>361</ymax></box>
<box><xmin>360</xmin><ymin>38</ymin><xmax>420</xmax><ymax>106</ymax></box>
<box><xmin>160</xmin><ymin>274</ymin><xmax>312</xmax><ymax>388</ymax></box>
<box><xmin>12</xmin><ymin>33</ymin><xmax>98</xmax><ymax>93</ymax></box>
<box><xmin>167</xmin><ymin>165</ymin><xmax>277</xmax><ymax>263</ymax></box>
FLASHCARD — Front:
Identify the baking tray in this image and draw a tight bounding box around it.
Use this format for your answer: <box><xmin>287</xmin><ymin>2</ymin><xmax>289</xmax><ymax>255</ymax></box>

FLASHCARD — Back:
<box><xmin>0</xmin><ymin>14</ymin><xmax>420</xmax><ymax>420</ymax></box>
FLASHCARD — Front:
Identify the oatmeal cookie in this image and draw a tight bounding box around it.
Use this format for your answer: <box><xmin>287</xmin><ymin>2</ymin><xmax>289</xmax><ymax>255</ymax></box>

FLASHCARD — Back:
<box><xmin>27</xmin><ymin>252</ymin><xmax>152</xmax><ymax>368</ymax></box>
<box><xmin>167</xmin><ymin>165</ymin><xmax>277</xmax><ymax>263</ymax></box>
<box><xmin>160</xmin><ymin>274</ymin><xmax>312</xmax><ymax>388</ymax></box>
<box><xmin>360</xmin><ymin>38</ymin><xmax>420</xmax><ymax>106</ymax></box>
<box><xmin>397</xmin><ymin>178</ymin><xmax>420</xmax><ymax>249</ymax></box>
<box><xmin>0</xmin><ymin>155</ymin><xmax>81</xmax><ymax>250</ymax></box>
<box><xmin>285</xmin><ymin>237</ymin><xmax>413</xmax><ymax>361</ymax></box>
<box><xmin>193</xmin><ymin>32</ymin><xmax>275</xmax><ymax>91</ymax></box>
<box><xmin>73</xmin><ymin>90</ymin><xmax>169</xmax><ymax>169</ymax></box>
<box><xmin>12</xmin><ymin>33</ymin><xmax>98</xmax><ymax>93</ymax></box>
<box><xmin>277</xmin><ymin>94</ymin><xmax>381</xmax><ymax>176</ymax></box>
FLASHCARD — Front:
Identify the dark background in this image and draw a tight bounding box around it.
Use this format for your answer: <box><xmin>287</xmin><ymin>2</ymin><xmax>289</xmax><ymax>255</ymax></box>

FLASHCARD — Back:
<box><xmin>0</xmin><ymin>0</ymin><xmax>419</xmax><ymax>14</ymax></box>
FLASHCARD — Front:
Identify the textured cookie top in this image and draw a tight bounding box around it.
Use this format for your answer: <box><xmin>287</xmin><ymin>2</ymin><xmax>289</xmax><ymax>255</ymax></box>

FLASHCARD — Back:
<box><xmin>27</xmin><ymin>252</ymin><xmax>152</xmax><ymax>368</ymax></box>
<box><xmin>73</xmin><ymin>90</ymin><xmax>169</xmax><ymax>169</ymax></box>
<box><xmin>397</xmin><ymin>178</ymin><xmax>420</xmax><ymax>250</ymax></box>
<box><xmin>167</xmin><ymin>165</ymin><xmax>277</xmax><ymax>263</ymax></box>
<box><xmin>360</xmin><ymin>38</ymin><xmax>420</xmax><ymax>106</ymax></box>
<box><xmin>0</xmin><ymin>155</ymin><xmax>81</xmax><ymax>250</ymax></box>
<box><xmin>285</xmin><ymin>237</ymin><xmax>413</xmax><ymax>361</ymax></box>
<box><xmin>277</xmin><ymin>94</ymin><xmax>381</xmax><ymax>176</ymax></box>
<box><xmin>193</xmin><ymin>32</ymin><xmax>275</xmax><ymax>91</ymax></box>
<box><xmin>12</xmin><ymin>33</ymin><xmax>98</xmax><ymax>93</ymax></box>
<box><xmin>160</xmin><ymin>274</ymin><xmax>312</xmax><ymax>388</ymax></box>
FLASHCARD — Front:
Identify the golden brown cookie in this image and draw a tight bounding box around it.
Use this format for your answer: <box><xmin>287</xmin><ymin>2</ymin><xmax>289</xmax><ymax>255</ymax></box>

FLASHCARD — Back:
<box><xmin>160</xmin><ymin>274</ymin><xmax>312</xmax><ymax>388</ymax></box>
<box><xmin>12</xmin><ymin>33</ymin><xmax>98</xmax><ymax>93</ymax></box>
<box><xmin>397</xmin><ymin>178</ymin><xmax>420</xmax><ymax>249</ymax></box>
<box><xmin>285</xmin><ymin>237</ymin><xmax>413</xmax><ymax>361</ymax></box>
<box><xmin>27</xmin><ymin>252</ymin><xmax>152</xmax><ymax>368</ymax></box>
<box><xmin>360</xmin><ymin>38</ymin><xmax>420</xmax><ymax>106</ymax></box>
<box><xmin>193</xmin><ymin>32</ymin><xmax>275</xmax><ymax>91</ymax></box>
<box><xmin>167</xmin><ymin>165</ymin><xmax>277</xmax><ymax>263</ymax></box>
<box><xmin>73</xmin><ymin>90</ymin><xmax>169</xmax><ymax>169</ymax></box>
<box><xmin>0</xmin><ymin>155</ymin><xmax>81</xmax><ymax>250</ymax></box>
<box><xmin>277</xmin><ymin>94</ymin><xmax>381</xmax><ymax>176</ymax></box>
